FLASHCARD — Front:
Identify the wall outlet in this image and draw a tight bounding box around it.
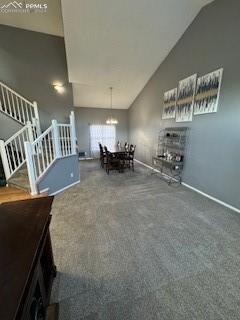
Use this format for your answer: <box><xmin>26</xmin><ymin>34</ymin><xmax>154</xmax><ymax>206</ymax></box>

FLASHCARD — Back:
<box><xmin>70</xmin><ymin>172</ymin><xmax>74</xmax><ymax>178</ymax></box>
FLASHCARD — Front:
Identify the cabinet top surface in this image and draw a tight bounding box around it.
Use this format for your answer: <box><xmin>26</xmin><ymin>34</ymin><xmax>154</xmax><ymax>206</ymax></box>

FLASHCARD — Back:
<box><xmin>0</xmin><ymin>196</ymin><xmax>54</xmax><ymax>320</ymax></box>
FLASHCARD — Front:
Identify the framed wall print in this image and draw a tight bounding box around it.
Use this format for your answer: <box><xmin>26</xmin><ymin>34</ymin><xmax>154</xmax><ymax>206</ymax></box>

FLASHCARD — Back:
<box><xmin>176</xmin><ymin>74</ymin><xmax>197</xmax><ymax>122</ymax></box>
<box><xmin>162</xmin><ymin>88</ymin><xmax>177</xmax><ymax>120</ymax></box>
<box><xmin>194</xmin><ymin>68</ymin><xmax>223</xmax><ymax>115</ymax></box>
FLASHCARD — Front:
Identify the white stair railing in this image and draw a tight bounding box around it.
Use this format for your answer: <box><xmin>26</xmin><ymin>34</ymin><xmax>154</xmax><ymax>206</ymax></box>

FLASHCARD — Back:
<box><xmin>0</xmin><ymin>81</ymin><xmax>41</xmax><ymax>133</ymax></box>
<box><xmin>25</xmin><ymin>111</ymin><xmax>77</xmax><ymax>195</ymax></box>
<box><xmin>0</xmin><ymin>121</ymin><xmax>38</xmax><ymax>180</ymax></box>
<box><xmin>58</xmin><ymin>124</ymin><xmax>73</xmax><ymax>157</ymax></box>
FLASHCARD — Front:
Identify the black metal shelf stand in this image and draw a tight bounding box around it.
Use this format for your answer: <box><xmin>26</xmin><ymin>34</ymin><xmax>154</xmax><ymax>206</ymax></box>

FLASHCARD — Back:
<box><xmin>152</xmin><ymin>127</ymin><xmax>189</xmax><ymax>185</ymax></box>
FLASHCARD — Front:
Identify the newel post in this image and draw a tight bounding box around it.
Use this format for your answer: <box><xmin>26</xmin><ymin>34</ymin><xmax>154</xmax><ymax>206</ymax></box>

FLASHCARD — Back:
<box><xmin>70</xmin><ymin>111</ymin><xmax>77</xmax><ymax>154</ymax></box>
<box><xmin>52</xmin><ymin>120</ymin><xmax>61</xmax><ymax>158</ymax></box>
<box><xmin>24</xmin><ymin>141</ymin><xmax>37</xmax><ymax>195</ymax></box>
<box><xmin>33</xmin><ymin>101</ymin><xmax>41</xmax><ymax>136</ymax></box>
<box><xmin>26</xmin><ymin>121</ymin><xmax>34</xmax><ymax>143</ymax></box>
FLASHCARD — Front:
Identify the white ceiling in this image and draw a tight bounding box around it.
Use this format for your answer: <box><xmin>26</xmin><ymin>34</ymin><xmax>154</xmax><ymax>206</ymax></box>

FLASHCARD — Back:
<box><xmin>62</xmin><ymin>0</ymin><xmax>214</xmax><ymax>109</ymax></box>
<box><xmin>0</xmin><ymin>0</ymin><xmax>63</xmax><ymax>36</ymax></box>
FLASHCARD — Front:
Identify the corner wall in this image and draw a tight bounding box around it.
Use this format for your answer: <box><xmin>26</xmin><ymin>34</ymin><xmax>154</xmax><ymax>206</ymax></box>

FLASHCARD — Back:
<box><xmin>37</xmin><ymin>155</ymin><xmax>80</xmax><ymax>195</ymax></box>
<box><xmin>0</xmin><ymin>24</ymin><xmax>73</xmax><ymax>131</ymax></box>
<box><xmin>128</xmin><ymin>0</ymin><xmax>240</xmax><ymax>209</ymax></box>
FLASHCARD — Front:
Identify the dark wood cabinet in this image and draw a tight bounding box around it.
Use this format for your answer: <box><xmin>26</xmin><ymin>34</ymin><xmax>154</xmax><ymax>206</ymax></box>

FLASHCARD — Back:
<box><xmin>0</xmin><ymin>197</ymin><xmax>57</xmax><ymax>320</ymax></box>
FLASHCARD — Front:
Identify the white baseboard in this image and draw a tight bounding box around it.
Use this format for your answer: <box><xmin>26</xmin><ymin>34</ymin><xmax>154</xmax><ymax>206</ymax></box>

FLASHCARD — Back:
<box><xmin>49</xmin><ymin>180</ymin><xmax>80</xmax><ymax>196</ymax></box>
<box><xmin>181</xmin><ymin>182</ymin><xmax>240</xmax><ymax>214</ymax></box>
<box><xmin>39</xmin><ymin>187</ymin><xmax>49</xmax><ymax>194</ymax></box>
<box><xmin>134</xmin><ymin>159</ymin><xmax>240</xmax><ymax>214</ymax></box>
<box><xmin>134</xmin><ymin>159</ymin><xmax>178</xmax><ymax>182</ymax></box>
<box><xmin>79</xmin><ymin>157</ymin><xmax>94</xmax><ymax>161</ymax></box>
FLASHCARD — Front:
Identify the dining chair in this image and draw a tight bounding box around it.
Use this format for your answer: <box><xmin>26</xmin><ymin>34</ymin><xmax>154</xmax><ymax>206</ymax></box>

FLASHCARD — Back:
<box><xmin>124</xmin><ymin>142</ymin><xmax>129</xmax><ymax>151</ymax></box>
<box><xmin>99</xmin><ymin>143</ymin><xmax>106</xmax><ymax>168</ymax></box>
<box><xmin>126</xmin><ymin>144</ymin><xmax>136</xmax><ymax>171</ymax></box>
<box><xmin>104</xmin><ymin>146</ymin><xmax>121</xmax><ymax>174</ymax></box>
<box><xmin>115</xmin><ymin>150</ymin><xmax>127</xmax><ymax>172</ymax></box>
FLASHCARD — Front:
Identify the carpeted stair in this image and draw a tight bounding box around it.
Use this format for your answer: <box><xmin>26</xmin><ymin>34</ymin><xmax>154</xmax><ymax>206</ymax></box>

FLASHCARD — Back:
<box><xmin>8</xmin><ymin>165</ymin><xmax>31</xmax><ymax>192</ymax></box>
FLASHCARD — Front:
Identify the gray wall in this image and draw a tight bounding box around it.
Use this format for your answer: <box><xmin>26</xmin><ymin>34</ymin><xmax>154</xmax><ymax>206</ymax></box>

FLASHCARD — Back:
<box><xmin>75</xmin><ymin>107</ymin><xmax>128</xmax><ymax>156</ymax></box>
<box><xmin>38</xmin><ymin>155</ymin><xmax>80</xmax><ymax>195</ymax></box>
<box><xmin>128</xmin><ymin>0</ymin><xmax>240</xmax><ymax>209</ymax></box>
<box><xmin>0</xmin><ymin>24</ymin><xmax>73</xmax><ymax>132</ymax></box>
<box><xmin>0</xmin><ymin>112</ymin><xmax>22</xmax><ymax>141</ymax></box>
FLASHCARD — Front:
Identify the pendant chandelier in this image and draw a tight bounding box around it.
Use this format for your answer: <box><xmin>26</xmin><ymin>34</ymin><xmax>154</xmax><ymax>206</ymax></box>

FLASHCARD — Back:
<box><xmin>106</xmin><ymin>87</ymin><xmax>118</xmax><ymax>125</ymax></box>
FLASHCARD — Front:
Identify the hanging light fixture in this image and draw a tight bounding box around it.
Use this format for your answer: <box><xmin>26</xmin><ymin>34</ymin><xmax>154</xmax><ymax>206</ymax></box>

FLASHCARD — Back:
<box><xmin>106</xmin><ymin>87</ymin><xmax>118</xmax><ymax>125</ymax></box>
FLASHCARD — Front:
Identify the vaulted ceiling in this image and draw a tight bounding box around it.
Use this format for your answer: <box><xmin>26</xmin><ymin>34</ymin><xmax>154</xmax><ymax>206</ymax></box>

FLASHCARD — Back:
<box><xmin>0</xmin><ymin>0</ymin><xmax>214</xmax><ymax>109</ymax></box>
<box><xmin>61</xmin><ymin>0</ymin><xmax>214</xmax><ymax>109</ymax></box>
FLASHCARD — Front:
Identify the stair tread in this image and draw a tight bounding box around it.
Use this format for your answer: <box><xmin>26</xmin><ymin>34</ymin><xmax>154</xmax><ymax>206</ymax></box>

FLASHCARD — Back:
<box><xmin>0</xmin><ymin>186</ymin><xmax>48</xmax><ymax>204</ymax></box>
<box><xmin>8</xmin><ymin>184</ymin><xmax>30</xmax><ymax>192</ymax></box>
<box><xmin>9</xmin><ymin>175</ymin><xmax>29</xmax><ymax>182</ymax></box>
<box><xmin>0</xmin><ymin>187</ymin><xmax>25</xmax><ymax>195</ymax></box>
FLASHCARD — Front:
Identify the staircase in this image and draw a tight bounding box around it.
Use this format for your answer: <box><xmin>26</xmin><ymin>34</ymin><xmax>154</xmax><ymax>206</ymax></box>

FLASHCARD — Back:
<box><xmin>0</xmin><ymin>81</ymin><xmax>78</xmax><ymax>196</ymax></box>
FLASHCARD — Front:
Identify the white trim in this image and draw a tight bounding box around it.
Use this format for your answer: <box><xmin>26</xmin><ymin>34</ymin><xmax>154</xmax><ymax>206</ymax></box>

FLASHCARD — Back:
<box><xmin>134</xmin><ymin>159</ymin><xmax>240</xmax><ymax>214</ymax></box>
<box><xmin>39</xmin><ymin>187</ymin><xmax>49</xmax><ymax>194</ymax></box>
<box><xmin>79</xmin><ymin>157</ymin><xmax>94</xmax><ymax>161</ymax></box>
<box><xmin>49</xmin><ymin>180</ymin><xmax>80</xmax><ymax>196</ymax></box>
<box><xmin>134</xmin><ymin>159</ymin><xmax>178</xmax><ymax>182</ymax></box>
<box><xmin>181</xmin><ymin>182</ymin><xmax>240</xmax><ymax>214</ymax></box>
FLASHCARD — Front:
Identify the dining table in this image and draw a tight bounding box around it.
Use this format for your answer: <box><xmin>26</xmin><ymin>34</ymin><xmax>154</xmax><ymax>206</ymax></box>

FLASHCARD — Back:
<box><xmin>107</xmin><ymin>146</ymin><xmax>128</xmax><ymax>155</ymax></box>
<box><xmin>102</xmin><ymin>144</ymin><xmax>135</xmax><ymax>173</ymax></box>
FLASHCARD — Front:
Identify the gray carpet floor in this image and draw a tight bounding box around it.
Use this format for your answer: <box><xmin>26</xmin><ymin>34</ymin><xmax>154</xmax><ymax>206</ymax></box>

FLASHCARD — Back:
<box><xmin>50</xmin><ymin>160</ymin><xmax>240</xmax><ymax>320</ymax></box>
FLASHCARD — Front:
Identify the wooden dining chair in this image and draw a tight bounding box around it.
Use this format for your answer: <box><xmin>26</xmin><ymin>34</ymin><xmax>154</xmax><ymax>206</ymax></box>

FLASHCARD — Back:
<box><xmin>104</xmin><ymin>146</ymin><xmax>121</xmax><ymax>174</ymax></box>
<box><xmin>99</xmin><ymin>143</ymin><xmax>106</xmax><ymax>168</ymax></box>
<box><xmin>115</xmin><ymin>151</ymin><xmax>128</xmax><ymax>172</ymax></box>
<box><xmin>125</xmin><ymin>144</ymin><xmax>136</xmax><ymax>171</ymax></box>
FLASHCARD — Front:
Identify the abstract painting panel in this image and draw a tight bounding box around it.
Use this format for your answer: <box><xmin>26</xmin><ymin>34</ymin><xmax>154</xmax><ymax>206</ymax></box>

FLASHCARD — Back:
<box><xmin>176</xmin><ymin>74</ymin><xmax>197</xmax><ymax>122</ymax></box>
<box><xmin>162</xmin><ymin>88</ymin><xmax>177</xmax><ymax>119</ymax></box>
<box><xmin>194</xmin><ymin>68</ymin><xmax>223</xmax><ymax>115</ymax></box>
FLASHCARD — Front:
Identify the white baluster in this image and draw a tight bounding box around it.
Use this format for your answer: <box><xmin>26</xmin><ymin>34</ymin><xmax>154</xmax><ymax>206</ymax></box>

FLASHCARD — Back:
<box><xmin>16</xmin><ymin>96</ymin><xmax>21</xmax><ymax>122</ymax></box>
<box><xmin>14</xmin><ymin>138</ymin><xmax>20</xmax><ymax>167</ymax></box>
<box><xmin>25</xmin><ymin>101</ymin><xmax>30</xmax><ymax>122</ymax></box>
<box><xmin>63</xmin><ymin>126</ymin><xmax>66</xmax><ymax>156</ymax></box>
<box><xmin>44</xmin><ymin>136</ymin><xmax>49</xmax><ymax>167</ymax></box>
<box><xmin>0</xmin><ymin>140</ymin><xmax>11</xmax><ymax>180</ymax></box>
<box><xmin>18</xmin><ymin>134</ymin><xmax>24</xmax><ymax>162</ymax></box>
<box><xmin>1</xmin><ymin>86</ymin><xmax>6</xmax><ymax>112</ymax></box>
<box><xmin>6</xmin><ymin>89</ymin><xmax>12</xmax><ymax>116</ymax></box>
<box><xmin>48</xmin><ymin>131</ymin><xmax>53</xmax><ymax>162</ymax></box>
<box><xmin>10</xmin><ymin>141</ymin><xmax>17</xmax><ymax>170</ymax></box>
<box><xmin>11</xmin><ymin>92</ymin><xmax>16</xmax><ymax>118</ymax></box>
<box><xmin>20</xmin><ymin>99</ymin><xmax>26</xmax><ymax>124</ymax></box>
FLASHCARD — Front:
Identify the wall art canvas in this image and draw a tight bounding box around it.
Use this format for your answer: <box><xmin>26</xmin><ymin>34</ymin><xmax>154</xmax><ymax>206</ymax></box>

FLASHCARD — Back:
<box><xmin>162</xmin><ymin>88</ymin><xmax>177</xmax><ymax>119</ymax></box>
<box><xmin>194</xmin><ymin>68</ymin><xmax>223</xmax><ymax>115</ymax></box>
<box><xmin>176</xmin><ymin>74</ymin><xmax>197</xmax><ymax>122</ymax></box>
